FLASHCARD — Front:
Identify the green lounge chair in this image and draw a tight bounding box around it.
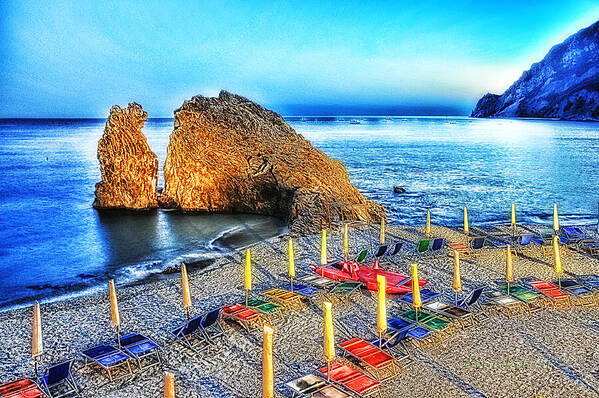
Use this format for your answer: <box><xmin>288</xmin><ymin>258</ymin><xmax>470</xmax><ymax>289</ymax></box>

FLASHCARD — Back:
<box><xmin>417</xmin><ymin>239</ymin><xmax>430</xmax><ymax>254</ymax></box>
<box><xmin>356</xmin><ymin>249</ymin><xmax>368</xmax><ymax>263</ymax></box>
<box><xmin>326</xmin><ymin>281</ymin><xmax>362</xmax><ymax>303</ymax></box>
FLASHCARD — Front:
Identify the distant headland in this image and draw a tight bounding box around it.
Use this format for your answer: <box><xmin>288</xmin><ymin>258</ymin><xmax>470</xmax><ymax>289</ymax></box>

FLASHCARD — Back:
<box><xmin>472</xmin><ymin>20</ymin><xmax>599</xmax><ymax>121</ymax></box>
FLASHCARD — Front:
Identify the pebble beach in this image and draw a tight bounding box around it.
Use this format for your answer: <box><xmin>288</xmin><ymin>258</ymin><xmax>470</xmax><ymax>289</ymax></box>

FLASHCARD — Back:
<box><xmin>1</xmin><ymin>223</ymin><xmax>599</xmax><ymax>397</ymax></box>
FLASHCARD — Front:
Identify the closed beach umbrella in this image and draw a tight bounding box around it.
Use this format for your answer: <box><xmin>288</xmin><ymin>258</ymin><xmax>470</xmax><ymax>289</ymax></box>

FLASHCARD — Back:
<box><xmin>323</xmin><ymin>301</ymin><xmax>335</xmax><ymax>381</ymax></box>
<box><xmin>377</xmin><ymin>275</ymin><xmax>387</xmax><ymax>346</ymax></box>
<box><xmin>262</xmin><ymin>325</ymin><xmax>274</xmax><ymax>398</ymax></box>
<box><xmin>288</xmin><ymin>237</ymin><xmax>295</xmax><ymax>290</ymax></box>
<box><xmin>411</xmin><ymin>264</ymin><xmax>422</xmax><ymax>310</ymax></box>
<box><xmin>380</xmin><ymin>218</ymin><xmax>385</xmax><ymax>245</ymax></box>
<box><xmin>108</xmin><ymin>280</ymin><xmax>121</xmax><ymax>346</ymax></box>
<box><xmin>453</xmin><ymin>250</ymin><xmax>462</xmax><ymax>303</ymax></box>
<box><xmin>506</xmin><ymin>245</ymin><xmax>514</xmax><ymax>294</ymax></box>
<box><xmin>463</xmin><ymin>207</ymin><xmax>469</xmax><ymax>235</ymax></box>
<box><xmin>553</xmin><ymin>203</ymin><xmax>559</xmax><ymax>233</ymax></box>
<box><xmin>181</xmin><ymin>264</ymin><xmax>192</xmax><ymax>319</ymax></box>
<box><xmin>425</xmin><ymin>211</ymin><xmax>432</xmax><ymax>237</ymax></box>
<box><xmin>511</xmin><ymin>203</ymin><xmax>516</xmax><ymax>228</ymax></box>
<box><xmin>164</xmin><ymin>372</ymin><xmax>175</xmax><ymax>398</ymax></box>
<box><xmin>343</xmin><ymin>223</ymin><xmax>349</xmax><ymax>262</ymax></box>
<box><xmin>321</xmin><ymin>229</ymin><xmax>327</xmax><ymax>266</ymax></box>
<box><xmin>553</xmin><ymin>236</ymin><xmax>563</xmax><ymax>287</ymax></box>
<box><xmin>245</xmin><ymin>249</ymin><xmax>252</xmax><ymax>306</ymax></box>
<box><xmin>32</xmin><ymin>301</ymin><xmax>43</xmax><ymax>376</ymax></box>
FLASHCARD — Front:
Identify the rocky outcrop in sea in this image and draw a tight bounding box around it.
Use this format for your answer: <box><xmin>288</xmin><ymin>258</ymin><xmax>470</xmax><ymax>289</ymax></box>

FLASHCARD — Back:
<box><xmin>158</xmin><ymin>91</ymin><xmax>384</xmax><ymax>232</ymax></box>
<box><xmin>93</xmin><ymin>103</ymin><xmax>159</xmax><ymax>210</ymax></box>
<box><xmin>472</xmin><ymin>20</ymin><xmax>599</xmax><ymax>121</ymax></box>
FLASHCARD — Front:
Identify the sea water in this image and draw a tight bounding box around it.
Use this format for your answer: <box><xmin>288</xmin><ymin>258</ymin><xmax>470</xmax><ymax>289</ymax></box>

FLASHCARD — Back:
<box><xmin>1</xmin><ymin>116</ymin><xmax>598</xmax><ymax>308</ymax></box>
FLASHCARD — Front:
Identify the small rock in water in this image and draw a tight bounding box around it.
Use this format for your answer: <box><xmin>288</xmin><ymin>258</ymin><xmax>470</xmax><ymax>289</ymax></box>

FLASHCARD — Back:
<box><xmin>393</xmin><ymin>186</ymin><xmax>406</xmax><ymax>194</ymax></box>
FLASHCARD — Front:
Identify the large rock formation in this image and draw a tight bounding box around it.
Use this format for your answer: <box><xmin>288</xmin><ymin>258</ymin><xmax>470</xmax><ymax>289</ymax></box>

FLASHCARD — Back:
<box><xmin>472</xmin><ymin>20</ymin><xmax>599</xmax><ymax>121</ymax></box>
<box><xmin>159</xmin><ymin>91</ymin><xmax>385</xmax><ymax>232</ymax></box>
<box><xmin>94</xmin><ymin>103</ymin><xmax>159</xmax><ymax>210</ymax></box>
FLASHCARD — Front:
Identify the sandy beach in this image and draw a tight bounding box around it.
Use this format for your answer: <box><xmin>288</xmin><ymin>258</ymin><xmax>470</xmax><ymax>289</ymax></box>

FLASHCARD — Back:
<box><xmin>1</xmin><ymin>223</ymin><xmax>599</xmax><ymax>397</ymax></box>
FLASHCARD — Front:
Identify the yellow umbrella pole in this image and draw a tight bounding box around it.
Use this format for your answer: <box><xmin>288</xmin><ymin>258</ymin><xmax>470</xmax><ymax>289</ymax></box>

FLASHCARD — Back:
<box><xmin>463</xmin><ymin>207</ymin><xmax>469</xmax><ymax>236</ymax></box>
<box><xmin>553</xmin><ymin>203</ymin><xmax>559</xmax><ymax>234</ymax></box>
<box><xmin>411</xmin><ymin>264</ymin><xmax>422</xmax><ymax>322</ymax></box>
<box><xmin>165</xmin><ymin>371</ymin><xmax>175</xmax><ymax>398</ymax></box>
<box><xmin>511</xmin><ymin>203</ymin><xmax>516</xmax><ymax>235</ymax></box>
<box><xmin>380</xmin><ymin>218</ymin><xmax>385</xmax><ymax>245</ymax></box>
<box><xmin>323</xmin><ymin>301</ymin><xmax>335</xmax><ymax>382</ymax></box>
<box><xmin>453</xmin><ymin>250</ymin><xmax>462</xmax><ymax>305</ymax></box>
<box><xmin>553</xmin><ymin>236</ymin><xmax>563</xmax><ymax>289</ymax></box>
<box><xmin>109</xmin><ymin>280</ymin><xmax>121</xmax><ymax>348</ymax></box>
<box><xmin>425</xmin><ymin>211</ymin><xmax>432</xmax><ymax>237</ymax></box>
<box><xmin>289</xmin><ymin>237</ymin><xmax>295</xmax><ymax>291</ymax></box>
<box><xmin>263</xmin><ymin>325</ymin><xmax>274</xmax><ymax>398</ymax></box>
<box><xmin>506</xmin><ymin>245</ymin><xmax>513</xmax><ymax>295</ymax></box>
<box><xmin>343</xmin><ymin>223</ymin><xmax>349</xmax><ymax>262</ymax></box>
<box><xmin>181</xmin><ymin>264</ymin><xmax>192</xmax><ymax>320</ymax></box>
<box><xmin>321</xmin><ymin>229</ymin><xmax>327</xmax><ymax>266</ymax></box>
<box><xmin>377</xmin><ymin>275</ymin><xmax>387</xmax><ymax>348</ymax></box>
<box><xmin>245</xmin><ymin>249</ymin><xmax>252</xmax><ymax>307</ymax></box>
<box><xmin>32</xmin><ymin>301</ymin><xmax>43</xmax><ymax>377</ymax></box>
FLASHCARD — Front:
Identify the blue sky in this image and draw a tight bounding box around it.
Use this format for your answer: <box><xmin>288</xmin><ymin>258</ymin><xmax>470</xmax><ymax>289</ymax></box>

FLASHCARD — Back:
<box><xmin>1</xmin><ymin>0</ymin><xmax>598</xmax><ymax>117</ymax></box>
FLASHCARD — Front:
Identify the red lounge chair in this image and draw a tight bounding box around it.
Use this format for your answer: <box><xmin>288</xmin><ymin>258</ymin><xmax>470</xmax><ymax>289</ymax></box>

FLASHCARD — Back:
<box><xmin>339</xmin><ymin>338</ymin><xmax>397</xmax><ymax>381</ymax></box>
<box><xmin>317</xmin><ymin>362</ymin><xmax>382</xmax><ymax>397</ymax></box>
<box><xmin>0</xmin><ymin>379</ymin><xmax>43</xmax><ymax>398</ymax></box>
<box><xmin>528</xmin><ymin>281</ymin><xmax>572</xmax><ymax>309</ymax></box>
<box><xmin>222</xmin><ymin>304</ymin><xmax>262</xmax><ymax>330</ymax></box>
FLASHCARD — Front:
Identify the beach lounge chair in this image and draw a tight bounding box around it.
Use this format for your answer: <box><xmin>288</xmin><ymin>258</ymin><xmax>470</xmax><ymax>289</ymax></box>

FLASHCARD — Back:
<box><xmin>551</xmin><ymin>279</ymin><xmax>596</xmax><ymax>307</ymax></box>
<box><xmin>386</xmin><ymin>242</ymin><xmax>403</xmax><ymax>257</ymax></box>
<box><xmin>526</xmin><ymin>280</ymin><xmax>572</xmax><ymax>309</ymax></box>
<box><xmin>398</xmin><ymin>289</ymin><xmax>440</xmax><ymax>305</ymax></box>
<box><xmin>416</xmin><ymin>239</ymin><xmax>430</xmax><ymax>254</ymax></box>
<box><xmin>170</xmin><ymin>315</ymin><xmax>209</xmax><ymax>353</ymax></box>
<box><xmin>496</xmin><ymin>284</ymin><xmax>545</xmax><ymax>313</ymax></box>
<box><xmin>200</xmin><ymin>308</ymin><xmax>226</xmax><ymax>342</ymax></box>
<box><xmin>246</xmin><ymin>298</ymin><xmax>284</xmax><ymax>322</ymax></box>
<box><xmin>448</xmin><ymin>242</ymin><xmax>470</xmax><ymax>257</ymax></box>
<box><xmin>263</xmin><ymin>288</ymin><xmax>304</xmax><ymax>309</ymax></box>
<box><xmin>356</xmin><ymin>249</ymin><xmax>368</xmax><ymax>263</ymax></box>
<box><xmin>301</xmin><ymin>274</ymin><xmax>337</xmax><ymax>290</ymax></box>
<box><xmin>373</xmin><ymin>245</ymin><xmax>388</xmax><ymax>258</ymax></box>
<box><xmin>369</xmin><ymin>328</ymin><xmax>411</xmax><ymax>359</ymax></box>
<box><xmin>430</xmin><ymin>238</ymin><xmax>445</xmax><ymax>254</ymax></box>
<box><xmin>222</xmin><ymin>304</ymin><xmax>263</xmax><ymax>330</ymax></box>
<box><xmin>118</xmin><ymin>333</ymin><xmax>161</xmax><ymax>369</ymax></box>
<box><xmin>283</xmin><ymin>283</ymin><xmax>319</xmax><ymax>300</ymax></box>
<box><xmin>469</xmin><ymin>236</ymin><xmax>486</xmax><ymax>253</ymax></box>
<box><xmin>0</xmin><ymin>379</ymin><xmax>44</xmax><ymax>398</ymax></box>
<box><xmin>423</xmin><ymin>300</ymin><xmax>476</xmax><ymax>328</ymax></box>
<box><xmin>387</xmin><ymin>317</ymin><xmax>435</xmax><ymax>349</ymax></box>
<box><xmin>400</xmin><ymin>310</ymin><xmax>453</xmax><ymax>341</ymax></box>
<box><xmin>325</xmin><ymin>281</ymin><xmax>362</xmax><ymax>303</ymax></box>
<box><xmin>285</xmin><ymin>374</ymin><xmax>351</xmax><ymax>397</ymax></box>
<box><xmin>339</xmin><ymin>338</ymin><xmax>398</xmax><ymax>381</ymax></box>
<box><xmin>316</xmin><ymin>362</ymin><xmax>382</xmax><ymax>398</ymax></box>
<box><xmin>482</xmin><ymin>290</ymin><xmax>526</xmax><ymax>316</ymax></box>
<box><xmin>515</xmin><ymin>234</ymin><xmax>533</xmax><ymax>252</ymax></box>
<box><xmin>579</xmin><ymin>239</ymin><xmax>599</xmax><ymax>256</ymax></box>
<box><xmin>82</xmin><ymin>344</ymin><xmax>133</xmax><ymax>382</ymax></box>
<box><xmin>562</xmin><ymin>227</ymin><xmax>585</xmax><ymax>244</ymax></box>
<box><xmin>38</xmin><ymin>360</ymin><xmax>79</xmax><ymax>398</ymax></box>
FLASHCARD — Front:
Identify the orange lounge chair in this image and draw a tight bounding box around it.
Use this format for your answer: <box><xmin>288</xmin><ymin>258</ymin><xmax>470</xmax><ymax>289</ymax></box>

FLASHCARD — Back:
<box><xmin>339</xmin><ymin>338</ymin><xmax>398</xmax><ymax>381</ymax></box>
<box><xmin>448</xmin><ymin>242</ymin><xmax>470</xmax><ymax>257</ymax></box>
<box><xmin>222</xmin><ymin>304</ymin><xmax>263</xmax><ymax>330</ymax></box>
<box><xmin>317</xmin><ymin>362</ymin><xmax>382</xmax><ymax>398</ymax></box>
<box><xmin>0</xmin><ymin>379</ymin><xmax>43</xmax><ymax>398</ymax></box>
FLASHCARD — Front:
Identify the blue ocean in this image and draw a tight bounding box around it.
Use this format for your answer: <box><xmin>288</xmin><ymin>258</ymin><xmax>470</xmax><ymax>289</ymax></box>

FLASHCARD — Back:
<box><xmin>1</xmin><ymin>116</ymin><xmax>598</xmax><ymax>309</ymax></box>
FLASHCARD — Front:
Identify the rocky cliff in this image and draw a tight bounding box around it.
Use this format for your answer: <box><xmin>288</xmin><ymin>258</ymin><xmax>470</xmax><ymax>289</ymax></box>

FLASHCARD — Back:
<box><xmin>472</xmin><ymin>20</ymin><xmax>599</xmax><ymax>121</ymax></box>
<box><xmin>94</xmin><ymin>103</ymin><xmax>159</xmax><ymax>210</ymax></box>
<box><xmin>159</xmin><ymin>91</ymin><xmax>385</xmax><ymax>232</ymax></box>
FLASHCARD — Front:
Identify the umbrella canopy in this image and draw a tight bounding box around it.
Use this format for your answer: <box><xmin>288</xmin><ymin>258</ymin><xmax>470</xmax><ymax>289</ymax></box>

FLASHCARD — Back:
<box><xmin>262</xmin><ymin>325</ymin><xmax>274</xmax><ymax>398</ymax></box>
<box><xmin>463</xmin><ymin>207</ymin><xmax>469</xmax><ymax>235</ymax></box>
<box><xmin>321</xmin><ymin>229</ymin><xmax>327</xmax><ymax>265</ymax></box>
<box><xmin>164</xmin><ymin>372</ymin><xmax>175</xmax><ymax>398</ymax></box>
<box><xmin>506</xmin><ymin>245</ymin><xmax>514</xmax><ymax>283</ymax></box>
<box><xmin>181</xmin><ymin>264</ymin><xmax>192</xmax><ymax>312</ymax></box>
<box><xmin>32</xmin><ymin>301</ymin><xmax>43</xmax><ymax>358</ymax></box>
<box><xmin>453</xmin><ymin>250</ymin><xmax>462</xmax><ymax>292</ymax></box>
<box><xmin>553</xmin><ymin>203</ymin><xmax>559</xmax><ymax>233</ymax></box>
<box><xmin>323</xmin><ymin>301</ymin><xmax>335</xmax><ymax>362</ymax></box>
<box><xmin>425</xmin><ymin>211</ymin><xmax>432</xmax><ymax>237</ymax></box>
<box><xmin>109</xmin><ymin>280</ymin><xmax>120</xmax><ymax>329</ymax></box>
<box><xmin>379</xmin><ymin>218</ymin><xmax>385</xmax><ymax>245</ymax></box>
<box><xmin>411</xmin><ymin>264</ymin><xmax>422</xmax><ymax>309</ymax></box>
<box><xmin>377</xmin><ymin>275</ymin><xmax>387</xmax><ymax>334</ymax></box>
<box><xmin>553</xmin><ymin>236</ymin><xmax>563</xmax><ymax>275</ymax></box>
<box><xmin>288</xmin><ymin>237</ymin><xmax>295</xmax><ymax>280</ymax></box>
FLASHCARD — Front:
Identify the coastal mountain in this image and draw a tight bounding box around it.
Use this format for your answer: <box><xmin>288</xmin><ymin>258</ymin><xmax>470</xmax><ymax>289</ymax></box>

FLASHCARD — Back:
<box><xmin>158</xmin><ymin>91</ymin><xmax>385</xmax><ymax>232</ymax></box>
<box><xmin>94</xmin><ymin>103</ymin><xmax>159</xmax><ymax>210</ymax></box>
<box><xmin>472</xmin><ymin>20</ymin><xmax>599</xmax><ymax>121</ymax></box>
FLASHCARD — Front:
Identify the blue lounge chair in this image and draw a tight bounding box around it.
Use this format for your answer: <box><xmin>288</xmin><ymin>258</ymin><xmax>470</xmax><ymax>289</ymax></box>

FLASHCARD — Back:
<box><xmin>469</xmin><ymin>237</ymin><xmax>486</xmax><ymax>251</ymax></box>
<box><xmin>430</xmin><ymin>238</ymin><xmax>445</xmax><ymax>254</ymax></box>
<box><xmin>562</xmin><ymin>227</ymin><xmax>584</xmax><ymax>243</ymax></box>
<box><xmin>82</xmin><ymin>345</ymin><xmax>132</xmax><ymax>382</ymax></box>
<box><xmin>170</xmin><ymin>315</ymin><xmax>208</xmax><ymax>353</ymax></box>
<box><xmin>516</xmin><ymin>234</ymin><xmax>533</xmax><ymax>250</ymax></box>
<box><xmin>373</xmin><ymin>245</ymin><xmax>388</xmax><ymax>258</ymax></box>
<box><xmin>283</xmin><ymin>283</ymin><xmax>319</xmax><ymax>299</ymax></box>
<box><xmin>200</xmin><ymin>308</ymin><xmax>225</xmax><ymax>342</ymax></box>
<box><xmin>38</xmin><ymin>360</ymin><xmax>79</xmax><ymax>398</ymax></box>
<box><xmin>387</xmin><ymin>317</ymin><xmax>434</xmax><ymax>347</ymax></box>
<box><xmin>399</xmin><ymin>289</ymin><xmax>440</xmax><ymax>305</ymax></box>
<box><xmin>457</xmin><ymin>287</ymin><xmax>485</xmax><ymax>311</ymax></box>
<box><xmin>118</xmin><ymin>333</ymin><xmax>161</xmax><ymax>370</ymax></box>
<box><xmin>387</xmin><ymin>242</ymin><xmax>403</xmax><ymax>257</ymax></box>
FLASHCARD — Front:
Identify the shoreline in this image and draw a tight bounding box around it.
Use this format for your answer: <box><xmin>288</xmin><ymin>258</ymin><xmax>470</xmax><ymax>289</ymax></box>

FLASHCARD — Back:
<box><xmin>1</xmin><ymin>223</ymin><xmax>599</xmax><ymax>397</ymax></box>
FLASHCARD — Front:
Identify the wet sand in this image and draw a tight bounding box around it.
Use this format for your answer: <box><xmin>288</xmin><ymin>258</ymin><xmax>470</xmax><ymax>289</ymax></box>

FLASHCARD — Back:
<box><xmin>1</xmin><ymin>223</ymin><xmax>599</xmax><ymax>397</ymax></box>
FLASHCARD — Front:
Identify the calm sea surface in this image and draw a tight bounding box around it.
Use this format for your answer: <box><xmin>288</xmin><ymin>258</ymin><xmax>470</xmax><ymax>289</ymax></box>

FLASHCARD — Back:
<box><xmin>1</xmin><ymin>116</ymin><xmax>598</xmax><ymax>308</ymax></box>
